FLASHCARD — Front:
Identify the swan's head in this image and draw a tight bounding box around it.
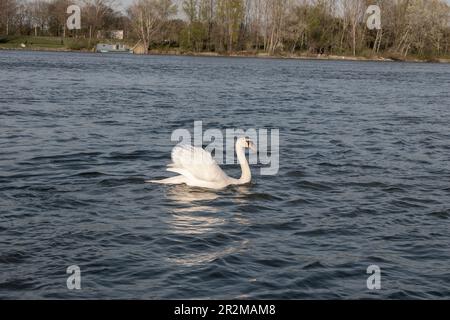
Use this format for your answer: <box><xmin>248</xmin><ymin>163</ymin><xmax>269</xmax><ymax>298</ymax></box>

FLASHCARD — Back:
<box><xmin>237</xmin><ymin>137</ymin><xmax>257</xmax><ymax>152</ymax></box>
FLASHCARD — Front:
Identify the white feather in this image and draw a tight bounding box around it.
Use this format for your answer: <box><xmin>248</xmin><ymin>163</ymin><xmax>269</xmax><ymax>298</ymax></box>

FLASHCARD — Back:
<box><xmin>148</xmin><ymin>138</ymin><xmax>253</xmax><ymax>189</ymax></box>
<box><xmin>170</xmin><ymin>144</ymin><xmax>228</xmax><ymax>182</ymax></box>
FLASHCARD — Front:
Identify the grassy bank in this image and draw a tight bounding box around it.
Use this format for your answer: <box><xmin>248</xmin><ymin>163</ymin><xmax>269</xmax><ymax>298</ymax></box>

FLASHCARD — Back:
<box><xmin>1</xmin><ymin>36</ymin><xmax>450</xmax><ymax>63</ymax></box>
<box><xmin>0</xmin><ymin>36</ymin><xmax>66</xmax><ymax>50</ymax></box>
<box><xmin>0</xmin><ymin>36</ymin><xmax>102</xmax><ymax>52</ymax></box>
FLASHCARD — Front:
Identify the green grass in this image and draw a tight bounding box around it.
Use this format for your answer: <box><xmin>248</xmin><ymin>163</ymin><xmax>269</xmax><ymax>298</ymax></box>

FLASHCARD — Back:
<box><xmin>0</xmin><ymin>36</ymin><xmax>66</xmax><ymax>49</ymax></box>
<box><xmin>0</xmin><ymin>36</ymin><xmax>129</xmax><ymax>52</ymax></box>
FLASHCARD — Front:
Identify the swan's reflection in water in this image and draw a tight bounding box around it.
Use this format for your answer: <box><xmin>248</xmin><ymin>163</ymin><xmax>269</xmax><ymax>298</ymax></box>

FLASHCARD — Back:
<box><xmin>167</xmin><ymin>240</ymin><xmax>249</xmax><ymax>267</ymax></box>
<box><xmin>165</xmin><ymin>185</ymin><xmax>250</xmax><ymax>267</ymax></box>
<box><xmin>166</xmin><ymin>185</ymin><xmax>220</xmax><ymax>207</ymax></box>
<box><xmin>166</xmin><ymin>185</ymin><xmax>224</xmax><ymax>235</ymax></box>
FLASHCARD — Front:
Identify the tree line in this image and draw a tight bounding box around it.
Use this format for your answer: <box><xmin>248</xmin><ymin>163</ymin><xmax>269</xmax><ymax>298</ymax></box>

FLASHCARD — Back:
<box><xmin>1</xmin><ymin>0</ymin><xmax>449</xmax><ymax>59</ymax></box>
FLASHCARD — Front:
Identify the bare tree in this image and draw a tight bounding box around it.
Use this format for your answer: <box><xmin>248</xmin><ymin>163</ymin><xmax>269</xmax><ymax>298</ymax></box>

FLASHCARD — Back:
<box><xmin>182</xmin><ymin>0</ymin><xmax>198</xmax><ymax>23</ymax></box>
<box><xmin>216</xmin><ymin>0</ymin><xmax>244</xmax><ymax>52</ymax></box>
<box><xmin>341</xmin><ymin>0</ymin><xmax>365</xmax><ymax>56</ymax></box>
<box><xmin>128</xmin><ymin>0</ymin><xmax>177</xmax><ymax>54</ymax></box>
<box><xmin>27</xmin><ymin>0</ymin><xmax>49</xmax><ymax>36</ymax></box>
<box><xmin>0</xmin><ymin>0</ymin><xmax>17</xmax><ymax>35</ymax></box>
<box><xmin>47</xmin><ymin>0</ymin><xmax>70</xmax><ymax>38</ymax></box>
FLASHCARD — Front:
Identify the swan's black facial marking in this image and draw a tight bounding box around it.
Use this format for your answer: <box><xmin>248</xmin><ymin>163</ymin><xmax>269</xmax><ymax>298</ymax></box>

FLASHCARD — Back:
<box><xmin>244</xmin><ymin>137</ymin><xmax>250</xmax><ymax>148</ymax></box>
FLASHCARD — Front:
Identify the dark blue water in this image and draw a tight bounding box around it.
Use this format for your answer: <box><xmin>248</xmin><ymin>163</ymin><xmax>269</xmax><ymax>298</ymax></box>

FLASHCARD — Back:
<box><xmin>0</xmin><ymin>50</ymin><xmax>449</xmax><ymax>299</ymax></box>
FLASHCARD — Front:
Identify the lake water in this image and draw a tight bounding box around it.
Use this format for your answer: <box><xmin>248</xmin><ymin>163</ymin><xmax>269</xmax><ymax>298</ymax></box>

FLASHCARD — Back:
<box><xmin>0</xmin><ymin>50</ymin><xmax>449</xmax><ymax>299</ymax></box>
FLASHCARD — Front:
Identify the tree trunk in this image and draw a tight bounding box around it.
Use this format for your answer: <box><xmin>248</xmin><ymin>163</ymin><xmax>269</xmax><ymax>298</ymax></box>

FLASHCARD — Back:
<box><xmin>352</xmin><ymin>24</ymin><xmax>356</xmax><ymax>56</ymax></box>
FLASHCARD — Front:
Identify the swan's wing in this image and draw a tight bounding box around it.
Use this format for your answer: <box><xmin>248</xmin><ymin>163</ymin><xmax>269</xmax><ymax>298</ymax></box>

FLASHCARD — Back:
<box><xmin>170</xmin><ymin>144</ymin><xmax>227</xmax><ymax>182</ymax></box>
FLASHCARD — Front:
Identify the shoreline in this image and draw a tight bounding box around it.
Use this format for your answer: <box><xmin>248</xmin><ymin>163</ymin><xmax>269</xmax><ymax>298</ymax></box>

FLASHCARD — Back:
<box><xmin>1</xmin><ymin>46</ymin><xmax>450</xmax><ymax>64</ymax></box>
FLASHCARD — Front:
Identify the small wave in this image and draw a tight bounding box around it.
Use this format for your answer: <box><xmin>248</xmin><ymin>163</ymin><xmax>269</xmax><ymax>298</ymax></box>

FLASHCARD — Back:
<box><xmin>365</xmin><ymin>256</ymin><xmax>391</xmax><ymax>263</ymax></box>
<box><xmin>92</xmin><ymin>120</ymin><xmax>120</xmax><ymax>125</ymax></box>
<box><xmin>391</xmin><ymin>199</ymin><xmax>427</xmax><ymax>209</ymax></box>
<box><xmin>52</xmin><ymin>198</ymin><xmax>92</xmax><ymax>209</ymax></box>
<box><xmin>0</xmin><ymin>278</ymin><xmax>36</xmax><ymax>290</ymax></box>
<box><xmin>400</xmin><ymin>197</ymin><xmax>441</xmax><ymax>205</ymax></box>
<box><xmin>0</xmin><ymin>251</ymin><xmax>28</xmax><ymax>264</ymax></box>
<box><xmin>237</xmin><ymin>204</ymin><xmax>278</xmax><ymax>212</ymax></box>
<box><xmin>98</xmin><ymin>177</ymin><xmax>145</xmax><ymax>187</ymax></box>
<box><xmin>284</xmin><ymin>170</ymin><xmax>305</xmax><ymax>177</ymax></box>
<box><xmin>346</xmin><ymin>181</ymin><xmax>389</xmax><ymax>188</ymax></box>
<box><xmin>428</xmin><ymin>209</ymin><xmax>449</xmax><ymax>219</ymax></box>
<box><xmin>386</xmin><ymin>290</ymin><xmax>433</xmax><ymax>299</ymax></box>
<box><xmin>254</xmin><ymin>257</ymin><xmax>293</xmax><ymax>268</ymax></box>
<box><xmin>74</xmin><ymin>171</ymin><xmax>107</xmax><ymax>178</ymax></box>
<box><xmin>317</xmin><ymin>162</ymin><xmax>345</xmax><ymax>168</ymax></box>
<box><xmin>237</xmin><ymin>192</ymin><xmax>283</xmax><ymax>201</ymax></box>
<box><xmin>106</xmin><ymin>150</ymin><xmax>161</xmax><ymax>160</ymax></box>
<box><xmin>295</xmin><ymin>180</ymin><xmax>333</xmax><ymax>191</ymax></box>
<box><xmin>167</xmin><ymin>241</ymin><xmax>247</xmax><ymax>267</ymax></box>
<box><xmin>285</xmin><ymin>197</ymin><xmax>314</xmax><ymax>205</ymax></box>
<box><xmin>29</xmin><ymin>152</ymin><xmax>101</xmax><ymax>162</ymax></box>
<box><xmin>306</xmin><ymin>152</ymin><xmax>326</xmax><ymax>160</ymax></box>
<box><xmin>382</xmin><ymin>186</ymin><xmax>407</xmax><ymax>193</ymax></box>
<box><xmin>302</xmin><ymin>261</ymin><xmax>326</xmax><ymax>270</ymax></box>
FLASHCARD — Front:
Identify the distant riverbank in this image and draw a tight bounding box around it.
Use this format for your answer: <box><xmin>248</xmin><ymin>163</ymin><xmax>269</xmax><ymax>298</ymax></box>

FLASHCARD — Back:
<box><xmin>1</xmin><ymin>36</ymin><xmax>449</xmax><ymax>64</ymax></box>
<box><xmin>147</xmin><ymin>49</ymin><xmax>450</xmax><ymax>64</ymax></box>
<box><xmin>3</xmin><ymin>46</ymin><xmax>450</xmax><ymax>64</ymax></box>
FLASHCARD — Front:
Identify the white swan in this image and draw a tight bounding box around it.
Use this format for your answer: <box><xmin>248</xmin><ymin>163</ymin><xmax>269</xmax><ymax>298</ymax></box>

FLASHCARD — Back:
<box><xmin>147</xmin><ymin>137</ymin><xmax>256</xmax><ymax>189</ymax></box>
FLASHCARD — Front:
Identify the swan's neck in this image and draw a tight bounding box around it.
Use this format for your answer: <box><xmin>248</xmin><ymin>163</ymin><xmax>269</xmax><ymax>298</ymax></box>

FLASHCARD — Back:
<box><xmin>236</xmin><ymin>145</ymin><xmax>251</xmax><ymax>184</ymax></box>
